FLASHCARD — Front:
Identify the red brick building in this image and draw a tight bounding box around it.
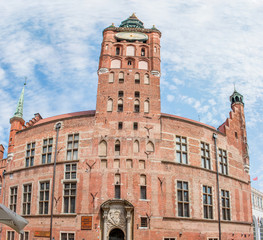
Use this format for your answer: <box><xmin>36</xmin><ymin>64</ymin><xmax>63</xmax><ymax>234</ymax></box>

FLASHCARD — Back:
<box><xmin>0</xmin><ymin>14</ymin><xmax>253</xmax><ymax>240</ymax></box>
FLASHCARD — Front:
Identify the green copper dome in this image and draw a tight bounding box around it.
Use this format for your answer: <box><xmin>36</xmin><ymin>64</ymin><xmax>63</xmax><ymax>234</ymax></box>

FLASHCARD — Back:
<box><xmin>119</xmin><ymin>13</ymin><xmax>144</xmax><ymax>28</ymax></box>
<box><xmin>230</xmin><ymin>89</ymin><xmax>244</xmax><ymax>105</ymax></box>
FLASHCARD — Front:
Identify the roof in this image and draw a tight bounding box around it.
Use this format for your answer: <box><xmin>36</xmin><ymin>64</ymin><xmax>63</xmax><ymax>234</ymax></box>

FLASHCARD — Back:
<box><xmin>119</xmin><ymin>13</ymin><xmax>144</xmax><ymax>28</ymax></box>
<box><xmin>34</xmin><ymin>110</ymin><xmax>96</xmax><ymax>126</ymax></box>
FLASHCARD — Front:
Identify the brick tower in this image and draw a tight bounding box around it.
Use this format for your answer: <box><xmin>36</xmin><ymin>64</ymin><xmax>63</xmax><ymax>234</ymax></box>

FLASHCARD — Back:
<box><xmin>95</xmin><ymin>14</ymin><xmax>162</xmax><ymax>129</ymax></box>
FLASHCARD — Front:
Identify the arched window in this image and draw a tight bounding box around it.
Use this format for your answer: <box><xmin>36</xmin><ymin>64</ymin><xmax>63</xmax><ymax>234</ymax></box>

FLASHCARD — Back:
<box><xmin>99</xmin><ymin>140</ymin><xmax>107</xmax><ymax>157</ymax></box>
<box><xmin>146</xmin><ymin>141</ymin><xmax>154</xmax><ymax>152</ymax></box>
<box><xmin>141</xmin><ymin>48</ymin><xmax>145</xmax><ymax>56</ymax></box>
<box><xmin>116</xmin><ymin>47</ymin><xmax>120</xmax><ymax>56</ymax></box>
<box><xmin>107</xmin><ymin>98</ymin><xmax>113</xmax><ymax>112</ymax></box>
<box><xmin>135</xmin><ymin>73</ymin><xmax>140</xmax><ymax>84</ymax></box>
<box><xmin>119</xmin><ymin>72</ymin><xmax>124</xmax><ymax>83</ymax></box>
<box><xmin>144</xmin><ymin>100</ymin><xmax>149</xmax><ymax>113</ymax></box>
<box><xmin>118</xmin><ymin>99</ymin><xmax>123</xmax><ymax>112</ymax></box>
<box><xmin>134</xmin><ymin>99</ymin><xmax>140</xmax><ymax>113</ymax></box>
<box><xmin>139</xmin><ymin>61</ymin><xmax>148</xmax><ymax>70</ymax></box>
<box><xmin>140</xmin><ymin>175</ymin><xmax>147</xmax><ymax>199</ymax></box>
<box><xmin>144</xmin><ymin>74</ymin><xmax>149</xmax><ymax>84</ymax></box>
<box><xmin>154</xmin><ymin>46</ymin><xmax>157</xmax><ymax>53</ymax></box>
<box><xmin>109</xmin><ymin>72</ymin><xmax>114</xmax><ymax>83</ymax></box>
<box><xmin>133</xmin><ymin>140</ymin><xmax>139</xmax><ymax>153</ymax></box>
<box><xmin>111</xmin><ymin>59</ymin><xmax>121</xmax><ymax>68</ymax></box>
<box><xmin>115</xmin><ymin>173</ymin><xmax>121</xmax><ymax>199</ymax></box>
<box><xmin>115</xmin><ymin>140</ymin><xmax>120</xmax><ymax>155</ymax></box>
<box><xmin>126</xmin><ymin>46</ymin><xmax>135</xmax><ymax>56</ymax></box>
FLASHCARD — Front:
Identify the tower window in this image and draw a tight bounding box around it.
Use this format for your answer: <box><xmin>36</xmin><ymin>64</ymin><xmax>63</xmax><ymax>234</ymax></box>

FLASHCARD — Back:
<box><xmin>128</xmin><ymin>60</ymin><xmax>132</xmax><ymax>66</ymax></box>
<box><xmin>116</xmin><ymin>47</ymin><xmax>120</xmax><ymax>55</ymax></box>
<box><xmin>107</xmin><ymin>98</ymin><xmax>113</xmax><ymax>112</ymax></box>
<box><xmin>118</xmin><ymin>99</ymin><xmax>123</xmax><ymax>112</ymax></box>
<box><xmin>115</xmin><ymin>174</ymin><xmax>121</xmax><ymax>199</ymax></box>
<box><xmin>118</xmin><ymin>122</ymin><xmax>123</xmax><ymax>130</ymax></box>
<box><xmin>134</xmin><ymin>99</ymin><xmax>140</xmax><ymax>112</ymax></box>
<box><xmin>140</xmin><ymin>175</ymin><xmax>147</xmax><ymax>199</ymax></box>
<box><xmin>144</xmin><ymin>74</ymin><xmax>149</xmax><ymax>84</ymax></box>
<box><xmin>135</xmin><ymin>73</ymin><xmax>140</xmax><ymax>84</ymax></box>
<box><xmin>135</xmin><ymin>91</ymin><xmax>140</xmax><ymax>98</ymax></box>
<box><xmin>115</xmin><ymin>140</ymin><xmax>120</xmax><ymax>155</ymax></box>
<box><xmin>141</xmin><ymin>48</ymin><xmax>145</xmax><ymax>56</ymax></box>
<box><xmin>99</xmin><ymin>140</ymin><xmax>107</xmax><ymax>157</ymax></box>
<box><xmin>133</xmin><ymin>140</ymin><xmax>139</xmax><ymax>152</ymax></box>
<box><xmin>144</xmin><ymin>100</ymin><xmax>149</xmax><ymax>113</ymax></box>
<box><xmin>146</xmin><ymin>141</ymin><xmax>154</xmax><ymax>152</ymax></box>
<box><xmin>118</xmin><ymin>91</ymin><xmax>124</xmax><ymax>97</ymax></box>
<box><xmin>109</xmin><ymin>72</ymin><xmax>114</xmax><ymax>83</ymax></box>
<box><xmin>126</xmin><ymin>45</ymin><xmax>135</xmax><ymax>56</ymax></box>
<box><xmin>119</xmin><ymin>72</ymin><xmax>124</xmax><ymax>83</ymax></box>
<box><xmin>133</xmin><ymin>122</ymin><xmax>138</xmax><ymax>130</ymax></box>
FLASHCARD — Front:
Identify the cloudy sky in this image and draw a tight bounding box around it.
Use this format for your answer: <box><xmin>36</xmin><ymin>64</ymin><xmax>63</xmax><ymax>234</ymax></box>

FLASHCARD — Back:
<box><xmin>0</xmin><ymin>0</ymin><xmax>262</xmax><ymax>191</ymax></box>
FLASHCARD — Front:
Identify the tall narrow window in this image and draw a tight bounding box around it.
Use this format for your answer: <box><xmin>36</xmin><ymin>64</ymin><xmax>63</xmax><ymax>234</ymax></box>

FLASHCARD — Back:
<box><xmin>139</xmin><ymin>160</ymin><xmax>145</xmax><ymax>169</ymax></box>
<box><xmin>177</xmin><ymin>181</ymin><xmax>189</xmax><ymax>217</ymax></box>
<box><xmin>67</xmin><ymin>134</ymin><xmax>79</xmax><ymax>161</ymax></box>
<box><xmin>65</xmin><ymin>163</ymin><xmax>77</xmax><ymax>179</ymax></box>
<box><xmin>118</xmin><ymin>91</ymin><xmax>124</xmax><ymax>97</ymax></box>
<box><xmin>109</xmin><ymin>72</ymin><xmax>114</xmax><ymax>83</ymax></box>
<box><xmin>10</xmin><ymin>186</ymin><xmax>18</xmax><ymax>212</ymax></box>
<box><xmin>22</xmin><ymin>184</ymin><xmax>32</xmax><ymax>215</ymax></box>
<box><xmin>20</xmin><ymin>232</ymin><xmax>29</xmax><ymax>240</ymax></box>
<box><xmin>115</xmin><ymin>174</ymin><xmax>121</xmax><ymax>199</ymax></box>
<box><xmin>176</xmin><ymin>136</ymin><xmax>187</xmax><ymax>164</ymax></box>
<box><xmin>135</xmin><ymin>73</ymin><xmax>140</xmax><ymax>84</ymax></box>
<box><xmin>134</xmin><ymin>100</ymin><xmax>140</xmax><ymax>112</ymax></box>
<box><xmin>115</xmin><ymin>140</ymin><xmax>120</xmax><ymax>155</ymax></box>
<box><xmin>61</xmin><ymin>233</ymin><xmax>75</xmax><ymax>240</ymax></box>
<box><xmin>42</xmin><ymin>138</ymin><xmax>53</xmax><ymax>164</ymax></box>
<box><xmin>39</xmin><ymin>181</ymin><xmax>50</xmax><ymax>215</ymax></box>
<box><xmin>107</xmin><ymin>98</ymin><xmax>113</xmax><ymax>112</ymax></box>
<box><xmin>221</xmin><ymin>190</ymin><xmax>231</xmax><ymax>220</ymax></box>
<box><xmin>118</xmin><ymin>99</ymin><xmax>123</xmax><ymax>112</ymax></box>
<box><xmin>201</xmin><ymin>142</ymin><xmax>211</xmax><ymax>169</ymax></box>
<box><xmin>64</xmin><ymin>182</ymin><xmax>76</xmax><ymax>213</ymax></box>
<box><xmin>219</xmin><ymin>149</ymin><xmax>228</xmax><ymax>175</ymax></box>
<box><xmin>119</xmin><ymin>72</ymin><xmax>124</xmax><ymax>83</ymax></box>
<box><xmin>133</xmin><ymin>140</ymin><xmax>139</xmax><ymax>153</ymax></box>
<box><xmin>144</xmin><ymin>100</ymin><xmax>149</xmax><ymax>113</ymax></box>
<box><xmin>7</xmin><ymin>231</ymin><xmax>15</xmax><ymax>240</ymax></box>
<box><xmin>141</xmin><ymin>48</ymin><xmax>145</xmax><ymax>56</ymax></box>
<box><xmin>99</xmin><ymin>140</ymin><xmax>107</xmax><ymax>157</ymax></box>
<box><xmin>203</xmin><ymin>185</ymin><xmax>213</xmax><ymax>219</ymax></box>
<box><xmin>146</xmin><ymin>141</ymin><xmax>154</xmax><ymax>152</ymax></box>
<box><xmin>116</xmin><ymin>47</ymin><xmax>120</xmax><ymax>55</ymax></box>
<box><xmin>144</xmin><ymin>74</ymin><xmax>149</xmax><ymax>84</ymax></box>
<box><xmin>25</xmin><ymin>142</ymin><xmax>35</xmax><ymax>167</ymax></box>
<box><xmin>140</xmin><ymin>175</ymin><xmax>147</xmax><ymax>199</ymax></box>
<box><xmin>133</xmin><ymin>122</ymin><xmax>138</xmax><ymax>130</ymax></box>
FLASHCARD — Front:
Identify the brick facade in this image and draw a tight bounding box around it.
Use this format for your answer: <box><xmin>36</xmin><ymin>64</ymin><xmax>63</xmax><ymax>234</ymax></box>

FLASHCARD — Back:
<box><xmin>0</xmin><ymin>15</ymin><xmax>253</xmax><ymax>240</ymax></box>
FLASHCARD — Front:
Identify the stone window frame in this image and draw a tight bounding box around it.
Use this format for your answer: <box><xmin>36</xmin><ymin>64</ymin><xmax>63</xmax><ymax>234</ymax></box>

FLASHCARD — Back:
<box><xmin>9</xmin><ymin>186</ymin><xmax>18</xmax><ymax>212</ymax></box>
<box><xmin>200</xmin><ymin>141</ymin><xmax>211</xmax><ymax>170</ymax></box>
<box><xmin>22</xmin><ymin>183</ymin><xmax>32</xmax><ymax>215</ymax></box>
<box><xmin>218</xmin><ymin>148</ymin><xmax>228</xmax><ymax>175</ymax></box>
<box><xmin>20</xmin><ymin>231</ymin><xmax>29</xmax><ymax>240</ymax></box>
<box><xmin>176</xmin><ymin>180</ymin><xmax>190</xmax><ymax>218</ymax></box>
<box><xmin>65</xmin><ymin>163</ymin><xmax>77</xmax><ymax>180</ymax></box>
<box><xmin>63</xmin><ymin>182</ymin><xmax>77</xmax><ymax>214</ymax></box>
<box><xmin>202</xmin><ymin>185</ymin><xmax>213</xmax><ymax>219</ymax></box>
<box><xmin>66</xmin><ymin>133</ymin><xmax>79</xmax><ymax>161</ymax></box>
<box><xmin>25</xmin><ymin>141</ymin><xmax>35</xmax><ymax>167</ymax></box>
<box><xmin>38</xmin><ymin>180</ymin><xmax>50</xmax><ymax>215</ymax></box>
<box><xmin>7</xmin><ymin>231</ymin><xmax>15</xmax><ymax>240</ymax></box>
<box><xmin>60</xmin><ymin>232</ymin><xmax>75</xmax><ymax>240</ymax></box>
<box><xmin>175</xmin><ymin>136</ymin><xmax>188</xmax><ymax>164</ymax></box>
<box><xmin>42</xmin><ymin>138</ymin><xmax>53</xmax><ymax>164</ymax></box>
<box><xmin>221</xmin><ymin>189</ymin><xmax>231</xmax><ymax>221</ymax></box>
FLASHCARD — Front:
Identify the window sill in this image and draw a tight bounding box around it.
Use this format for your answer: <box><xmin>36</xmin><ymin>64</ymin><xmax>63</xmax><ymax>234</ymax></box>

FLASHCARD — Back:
<box><xmin>139</xmin><ymin>199</ymin><xmax>150</xmax><ymax>202</ymax></box>
<box><xmin>139</xmin><ymin>227</ymin><xmax>148</xmax><ymax>230</ymax></box>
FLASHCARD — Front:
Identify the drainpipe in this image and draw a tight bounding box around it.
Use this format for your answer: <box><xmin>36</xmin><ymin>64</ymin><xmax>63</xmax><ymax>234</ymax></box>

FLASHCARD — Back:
<box><xmin>213</xmin><ymin>133</ymin><xmax>221</xmax><ymax>240</ymax></box>
<box><xmin>50</xmin><ymin>123</ymin><xmax>61</xmax><ymax>240</ymax></box>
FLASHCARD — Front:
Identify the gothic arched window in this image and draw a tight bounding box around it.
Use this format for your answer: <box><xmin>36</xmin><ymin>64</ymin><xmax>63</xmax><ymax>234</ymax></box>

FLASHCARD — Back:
<box><xmin>118</xmin><ymin>99</ymin><xmax>123</xmax><ymax>112</ymax></box>
<box><xmin>144</xmin><ymin>100</ymin><xmax>149</xmax><ymax>113</ymax></box>
<box><xmin>144</xmin><ymin>74</ymin><xmax>149</xmax><ymax>84</ymax></box>
<box><xmin>109</xmin><ymin>72</ymin><xmax>114</xmax><ymax>83</ymax></box>
<box><xmin>135</xmin><ymin>73</ymin><xmax>140</xmax><ymax>84</ymax></box>
<box><xmin>107</xmin><ymin>98</ymin><xmax>113</xmax><ymax>112</ymax></box>
<box><xmin>133</xmin><ymin>140</ymin><xmax>139</xmax><ymax>153</ymax></box>
<box><xmin>134</xmin><ymin>99</ymin><xmax>140</xmax><ymax>113</ymax></box>
<box><xmin>146</xmin><ymin>141</ymin><xmax>154</xmax><ymax>152</ymax></box>
<box><xmin>99</xmin><ymin>140</ymin><xmax>107</xmax><ymax>157</ymax></box>
<box><xmin>119</xmin><ymin>72</ymin><xmax>124</xmax><ymax>83</ymax></box>
<box><xmin>115</xmin><ymin>140</ymin><xmax>120</xmax><ymax>155</ymax></box>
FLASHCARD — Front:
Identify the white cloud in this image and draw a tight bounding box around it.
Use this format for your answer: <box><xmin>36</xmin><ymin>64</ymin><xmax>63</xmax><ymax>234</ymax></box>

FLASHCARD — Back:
<box><xmin>167</xmin><ymin>94</ymin><xmax>175</xmax><ymax>102</ymax></box>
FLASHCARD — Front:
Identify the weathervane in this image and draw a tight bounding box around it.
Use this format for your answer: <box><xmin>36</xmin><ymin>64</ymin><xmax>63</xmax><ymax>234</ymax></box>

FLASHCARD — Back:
<box><xmin>24</xmin><ymin>77</ymin><xmax>27</xmax><ymax>86</ymax></box>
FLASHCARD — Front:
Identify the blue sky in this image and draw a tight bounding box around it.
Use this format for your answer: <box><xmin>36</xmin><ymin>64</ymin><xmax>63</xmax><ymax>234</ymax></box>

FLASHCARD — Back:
<box><xmin>0</xmin><ymin>0</ymin><xmax>263</xmax><ymax>191</ymax></box>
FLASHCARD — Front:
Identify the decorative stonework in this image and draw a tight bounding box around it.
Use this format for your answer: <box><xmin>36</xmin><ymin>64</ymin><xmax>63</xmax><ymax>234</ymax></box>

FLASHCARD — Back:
<box><xmin>101</xmin><ymin>199</ymin><xmax>134</xmax><ymax>240</ymax></box>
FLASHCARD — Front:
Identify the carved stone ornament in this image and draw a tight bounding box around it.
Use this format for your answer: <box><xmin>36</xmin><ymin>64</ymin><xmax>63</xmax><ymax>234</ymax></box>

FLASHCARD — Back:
<box><xmin>107</xmin><ymin>207</ymin><xmax>126</xmax><ymax>230</ymax></box>
<box><xmin>98</xmin><ymin>68</ymin><xmax>109</xmax><ymax>74</ymax></box>
<box><xmin>151</xmin><ymin>70</ymin><xmax>161</xmax><ymax>77</ymax></box>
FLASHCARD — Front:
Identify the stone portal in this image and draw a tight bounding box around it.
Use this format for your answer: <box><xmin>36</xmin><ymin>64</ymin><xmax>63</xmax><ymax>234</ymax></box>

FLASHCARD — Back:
<box><xmin>101</xmin><ymin>199</ymin><xmax>134</xmax><ymax>240</ymax></box>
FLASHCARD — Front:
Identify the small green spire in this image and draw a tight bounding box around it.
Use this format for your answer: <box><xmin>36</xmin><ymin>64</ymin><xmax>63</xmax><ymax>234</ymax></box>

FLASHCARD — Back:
<box><xmin>230</xmin><ymin>86</ymin><xmax>244</xmax><ymax>106</ymax></box>
<box><xmin>119</xmin><ymin>13</ymin><xmax>144</xmax><ymax>28</ymax></box>
<box><xmin>13</xmin><ymin>79</ymin><xmax>26</xmax><ymax>119</ymax></box>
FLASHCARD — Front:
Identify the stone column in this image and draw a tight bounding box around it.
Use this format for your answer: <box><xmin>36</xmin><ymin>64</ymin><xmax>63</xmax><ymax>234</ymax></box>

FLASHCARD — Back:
<box><xmin>103</xmin><ymin>209</ymin><xmax>109</xmax><ymax>240</ymax></box>
<box><xmin>125</xmin><ymin>207</ymin><xmax>132</xmax><ymax>240</ymax></box>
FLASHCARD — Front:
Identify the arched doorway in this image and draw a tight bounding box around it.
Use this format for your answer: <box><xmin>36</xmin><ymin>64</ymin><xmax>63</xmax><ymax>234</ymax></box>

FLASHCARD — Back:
<box><xmin>109</xmin><ymin>228</ymin><xmax>124</xmax><ymax>240</ymax></box>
